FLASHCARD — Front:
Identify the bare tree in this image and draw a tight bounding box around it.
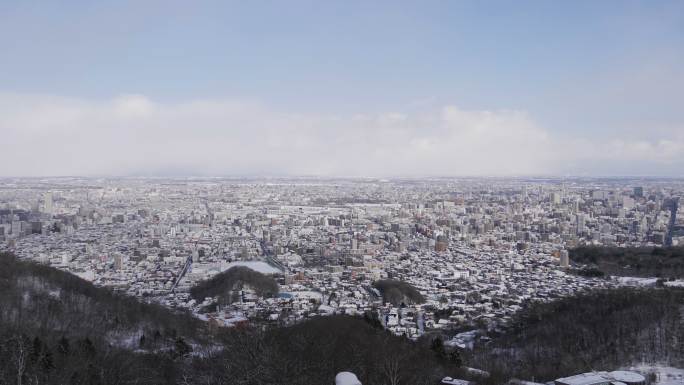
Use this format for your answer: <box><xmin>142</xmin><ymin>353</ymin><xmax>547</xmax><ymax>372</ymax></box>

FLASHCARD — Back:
<box><xmin>8</xmin><ymin>336</ymin><xmax>29</xmax><ymax>385</ymax></box>
<box><xmin>381</xmin><ymin>351</ymin><xmax>402</xmax><ymax>385</ymax></box>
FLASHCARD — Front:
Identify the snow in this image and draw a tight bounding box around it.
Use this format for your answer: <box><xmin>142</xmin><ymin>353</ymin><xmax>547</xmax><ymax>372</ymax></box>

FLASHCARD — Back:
<box><xmin>464</xmin><ymin>367</ymin><xmax>490</xmax><ymax>378</ymax></box>
<box><xmin>615</xmin><ymin>277</ymin><xmax>658</xmax><ymax>287</ymax></box>
<box><xmin>625</xmin><ymin>365</ymin><xmax>684</xmax><ymax>385</ymax></box>
<box><xmin>555</xmin><ymin>372</ymin><xmax>611</xmax><ymax>385</ymax></box>
<box><xmin>221</xmin><ymin>261</ymin><xmax>282</xmax><ymax>274</ymax></box>
<box><xmin>317</xmin><ymin>304</ymin><xmax>335</xmax><ymax>315</ymax></box>
<box><xmin>224</xmin><ymin>315</ymin><xmax>248</xmax><ymax>325</ymax></box>
<box><xmin>609</xmin><ymin>371</ymin><xmax>645</xmax><ymax>383</ymax></box>
<box><xmin>556</xmin><ymin>371</ymin><xmax>646</xmax><ymax>385</ymax></box>
<box><xmin>75</xmin><ymin>270</ymin><xmax>96</xmax><ymax>281</ymax></box>
<box><xmin>664</xmin><ymin>280</ymin><xmax>684</xmax><ymax>288</ymax></box>
<box><xmin>441</xmin><ymin>377</ymin><xmax>470</xmax><ymax>385</ymax></box>
<box><xmin>446</xmin><ymin>330</ymin><xmax>479</xmax><ymax>350</ymax></box>
<box><xmin>280</xmin><ymin>290</ymin><xmax>324</xmax><ymax>300</ymax></box>
<box><xmin>508</xmin><ymin>380</ymin><xmax>545</xmax><ymax>385</ymax></box>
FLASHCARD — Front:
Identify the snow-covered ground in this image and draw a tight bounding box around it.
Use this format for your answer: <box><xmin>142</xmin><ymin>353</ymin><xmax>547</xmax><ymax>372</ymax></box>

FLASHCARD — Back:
<box><xmin>625</xmin><ymin>365</ymin><xmax>684</xmax><ymax>385</ymax></box>
<box><xmin>445</xmin><ymin>330</ymin><xmax>479</xmax><ymax>349</ymax></box>
<box><xmin>614</xmin><ymin>276</ymin><xmax>659</xmax><ymax>287</ymax></box>
<box><xmin>280</xmin><ymin>290</ymin><xmax>324</xmax><ymax>300</ymax></box>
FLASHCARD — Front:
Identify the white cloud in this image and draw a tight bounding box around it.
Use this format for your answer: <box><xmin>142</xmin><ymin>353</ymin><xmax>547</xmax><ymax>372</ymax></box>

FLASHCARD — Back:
<box><xmin>0</xmin><ymin>93</ymin><xmax>681</xmax><ymax>177</ymax></box>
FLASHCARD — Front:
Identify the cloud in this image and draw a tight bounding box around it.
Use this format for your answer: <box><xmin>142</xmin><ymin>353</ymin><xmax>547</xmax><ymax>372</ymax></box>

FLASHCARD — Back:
<box><xmin>0</xmin><ymin>93</ymin><xmax>682</xmax><ymax>177</ymax></box>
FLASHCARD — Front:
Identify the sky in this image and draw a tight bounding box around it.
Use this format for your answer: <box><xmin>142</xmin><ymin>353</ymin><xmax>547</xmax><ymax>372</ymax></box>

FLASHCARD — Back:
<box><xmin>0</xmin><ymin>0</ymin><xmax>682</xmax><ymax>177</ymax></box>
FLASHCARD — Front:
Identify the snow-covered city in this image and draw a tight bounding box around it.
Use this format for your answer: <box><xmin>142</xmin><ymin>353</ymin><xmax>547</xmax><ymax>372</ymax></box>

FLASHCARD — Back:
<box><xmin>2</xmin><ymin>177</ymin><xmax>681</xmax><ymax>343</ymax></box>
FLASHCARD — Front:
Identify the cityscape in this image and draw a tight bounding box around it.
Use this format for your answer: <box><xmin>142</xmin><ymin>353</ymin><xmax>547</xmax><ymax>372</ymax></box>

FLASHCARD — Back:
<box><xmin>1</xmin><ymin>1</ymin><xmax>684</xmax><ymax>384</ymax></box>
<box><xmin>1</xmin><ymin>178</ymin><xmax>682</xmax><ymax>347</ymax></box>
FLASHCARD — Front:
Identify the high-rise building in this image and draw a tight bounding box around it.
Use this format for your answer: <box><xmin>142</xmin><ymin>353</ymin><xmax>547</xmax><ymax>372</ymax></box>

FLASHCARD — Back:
<box><xmin>559</xmin><ymin>250</ymin><xmax>570</xmax><ymax>268</ymax></box>
<box><xmin>633</xmin><ymin>186</ymin><xmax>644</xmax><ymax>198</ymax></box>
<box><xmin>622</xmin><ymin>196</ymin><xmax>635</xmax><ymax>210</ymax></box>
<box><xmin>592</xmin><ymin>190</ymin><xmax>608</xmax><ymax>200</ymax></box>
<box><xmin>576</xmin><ymin>214</ymin><xmax>586</xmax><ymax>235</ymax></box>
<box><xmin>11</xmin><ymin>221</ymin><xmax>21</xmax><ymax>235</ymax></box>
<box><xmin>43</xmin><ymin>192</ymin><xmax>53</xmax><ymax>215</ymax></box>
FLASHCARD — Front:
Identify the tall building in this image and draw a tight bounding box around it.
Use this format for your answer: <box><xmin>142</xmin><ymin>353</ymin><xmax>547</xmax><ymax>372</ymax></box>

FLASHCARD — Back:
<box><xmin>633</xmin><ymin>186</ymin><xmax>644</xmax><ymax>198</ymax></box>
<box><xmin>11</xmin><ymin>221</ymin><xmax>21</xmax><ymax>235</ymax></box>
<box><xmin>622</xmin><ymin>196</ymin><xmax>635</xmax><ymax>210</ymax></box>
<box><xmin>43</xmin><ymin>192</ymin><xmax>53</xmax><ymax>215</ymax></box>
<box><xmin>559</xmin><ymin>250</ymin><xmax>570</xmax><ymax>268</ymax></box>
<box><xmin>576</xmin><ymin>214</ymin><xmax>586</xmax><ymax>235</ymax></box>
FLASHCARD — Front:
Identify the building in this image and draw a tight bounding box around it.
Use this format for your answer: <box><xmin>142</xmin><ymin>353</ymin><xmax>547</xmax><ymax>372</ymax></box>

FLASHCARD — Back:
<box><xmin>43</xmin><ymin>192</ymin><xmax>54</xmax><ymax>215</ymax></box>
<box><xmin>559</xmin><ymin>250</ymin><xmax>569</xmax><ymax>268</ymax></box>
<box><xmin>633</xmin><ymin>186</ymin><xmax>644</xmax><ymax>198</ymax></box>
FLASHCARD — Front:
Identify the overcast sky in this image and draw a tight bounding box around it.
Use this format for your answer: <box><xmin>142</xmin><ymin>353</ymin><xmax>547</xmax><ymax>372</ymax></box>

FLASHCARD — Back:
<box><xmin>0</xmin><ymin>0</ymin><xmax>682</xmax><ymax>177</ymax></box>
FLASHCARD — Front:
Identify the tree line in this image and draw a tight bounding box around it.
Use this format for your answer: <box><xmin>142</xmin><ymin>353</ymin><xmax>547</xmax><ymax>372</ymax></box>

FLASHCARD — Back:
<box><xmin>189</xmin><ymin>265</ymin><xmax>279</xmax><ymax>304</ymax></box>
<box><xmin>468</xmin><ymin>287</ymin><xmax>684</xmax><ymax>383</ymax></box>
<box><xmin>373</xmin><ymin>279</ymin><xmax>425</xmax><ymax>306</ymax></box>
<box><xmin>570</xmin><ymin>246</ymin><xmax>684</xmax><ymax>278</ymax></box>
<box><xmin>0</xmin><ymin>253</ymin><xmax>464</xmax><ymax>385</ymax></box>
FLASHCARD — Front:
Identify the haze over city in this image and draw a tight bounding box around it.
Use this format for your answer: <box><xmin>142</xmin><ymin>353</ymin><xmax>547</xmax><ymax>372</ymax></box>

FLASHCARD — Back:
<box><xmin>1</xmin><ymin>0</ymin><xmax>683</xmax><ymax>177</ymax></box>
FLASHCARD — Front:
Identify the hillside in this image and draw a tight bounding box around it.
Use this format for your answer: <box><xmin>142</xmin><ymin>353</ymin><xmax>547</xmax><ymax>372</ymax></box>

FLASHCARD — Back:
<box><xmin>570</xmin><ymin>246</ymin><xmax>684</xmax><ymax>278</ymax></box>
<box><xmin>0</xmin><ymin>252</ymin><xmax>210</xmax><ymax>385</ymax></box>
<box><xmin>0</xmin><ymin>253</ymin><xmax>463</xmax><ymax>385</ymax></box>
<box><xmin>469</xmin><ymin>287</ymin><xmax>684</xmax><ymax>383</ymax></box>
<box><xmin>373</xmin><ymin>279</ymin><xmax>425</xmax><ymax>306</ymax></box>
<box><xmin>196</xmin><ymin>315</ymin><xmax>464</xmax><ymax>385</ymax></box>
<box><xmin>5</xmin><ymin>252</ymin><xmax>681</xmax><ymax>385</ymax></box>
<box><xmin>190</xmin><ymin>265</ymin><xmax>279</xmax><ymax>304</ymax></box>
<box><xmin>0</xmin><ymin>252</ymin><xmax>204</xmax><ymax>341</ymax></box>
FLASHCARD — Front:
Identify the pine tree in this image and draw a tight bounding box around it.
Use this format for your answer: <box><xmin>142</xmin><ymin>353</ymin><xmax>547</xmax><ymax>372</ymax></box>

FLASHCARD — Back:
<box><xmin>174</xmin><ymin>337</ymin><xmax>192</xmax><ymax>358</ymax></box>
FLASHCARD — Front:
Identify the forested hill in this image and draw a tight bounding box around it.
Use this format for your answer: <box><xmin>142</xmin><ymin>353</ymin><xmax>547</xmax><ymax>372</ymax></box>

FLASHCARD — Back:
<box><xmin>5</xmin><ymin>251</ymin><xmax>681</xmax><ymax>385</ymax></box>
<box><xmin>570</xmin><ymin>246</ymin><xmax>684</xmax><ymax>278</ymax></box>
<box><xmin>0</xmin><ymin>252</ymin><xmax>204</xmax><ymax>341</ymax></box>
<box><xmin>0</xmin><ymin>253</ymin><xmax>464</xmax><ymax>385</ymax></box>
<box><xmin>0</xmin><ymin>252</ymin><xmax>211</xmax><ymax>385</ymax></box>
<box><xmin>373</xmin><ymin>279</ymin><xmax>425</xmax><ymax>305</ymax></box>
<box><xmin>190</xmin><ymin>265</ymin><xmax>279</xmax><ymax>304</ymax></box>
<box><xmin>469</xmin><ymin>287</ymin><xmax>684</xmax><ymax>384</ymax></box>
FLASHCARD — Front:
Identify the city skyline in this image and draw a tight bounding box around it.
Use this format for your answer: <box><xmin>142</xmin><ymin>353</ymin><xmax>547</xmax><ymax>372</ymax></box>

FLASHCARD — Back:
<box><xmin>1</xmin><ymin>0</ymin><xmax>682</xmax><ymax>177</ymax></box>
